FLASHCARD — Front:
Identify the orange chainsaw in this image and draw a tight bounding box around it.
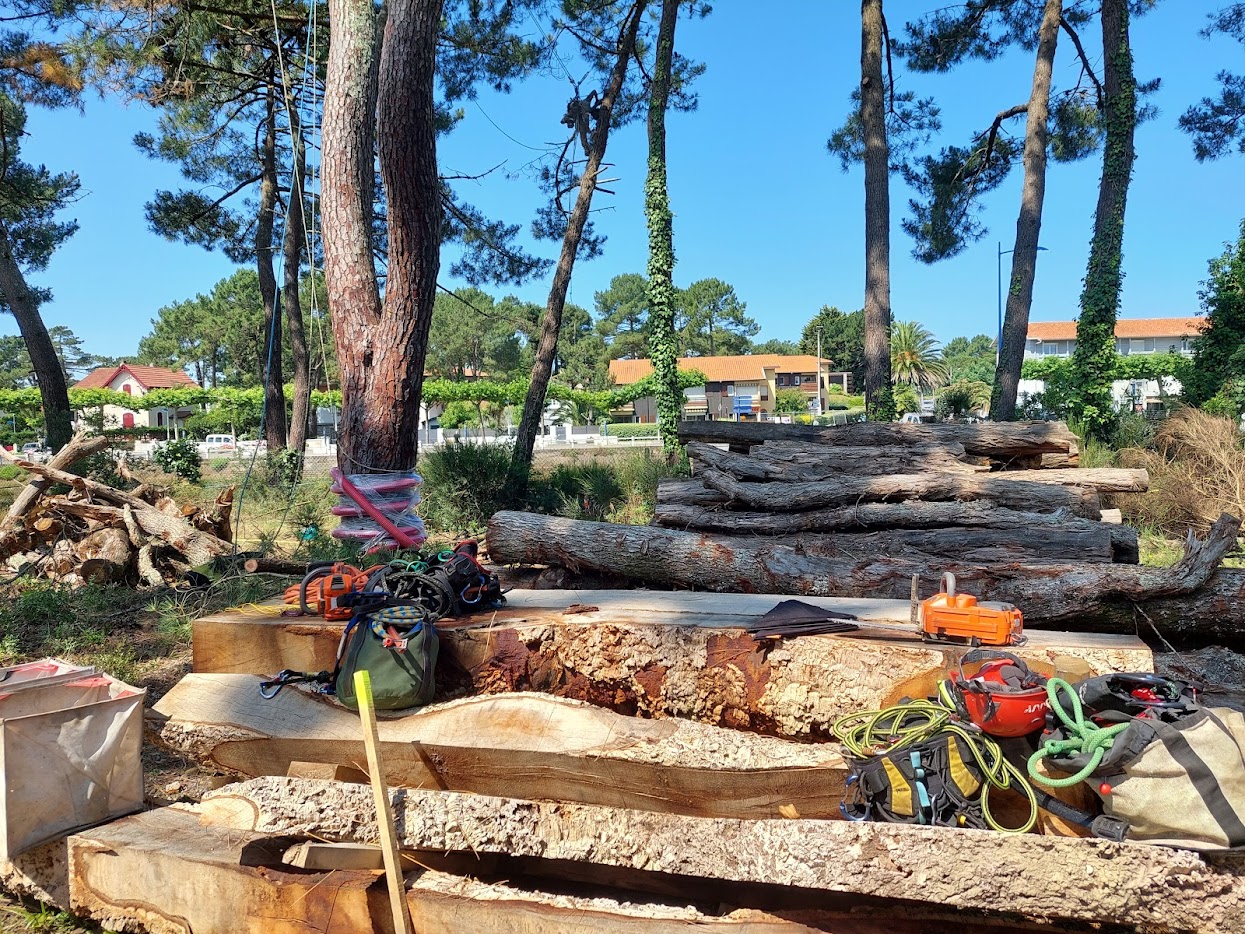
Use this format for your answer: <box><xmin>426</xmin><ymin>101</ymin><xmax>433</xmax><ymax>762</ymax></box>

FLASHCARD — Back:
<box><xmin>912</xmin><ymin>572</ymin><xmax>1025</xmax><ymax>647</ymax></box>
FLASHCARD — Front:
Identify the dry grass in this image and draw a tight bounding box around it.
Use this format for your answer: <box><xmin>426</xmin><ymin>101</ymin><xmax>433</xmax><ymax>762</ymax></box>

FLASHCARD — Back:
<box><xmin>1117</xmin><ymin>409</ymin><xmax>1245</xmax><ymax>535</ymax></box>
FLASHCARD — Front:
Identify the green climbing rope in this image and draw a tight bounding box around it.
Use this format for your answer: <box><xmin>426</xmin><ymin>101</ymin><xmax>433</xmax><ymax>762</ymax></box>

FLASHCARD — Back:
<box><xmin>833</xmin><ymin>696</ymin><xmax>1038</xmax><ymax>834</ymax></box>
<box><xmin>1027</xmin><ymin>678</ymin><xmax>1130</xmax><ymax>788</ymax></box>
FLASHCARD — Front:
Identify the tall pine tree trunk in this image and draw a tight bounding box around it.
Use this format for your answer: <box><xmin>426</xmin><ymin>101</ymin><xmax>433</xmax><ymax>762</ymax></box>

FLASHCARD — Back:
<box><xmin>257</xmin><ymin>85</ymin><xmax>287</xmax><ymax>452</ymax></box>
<box><xmin>0</xmin><ymin>222</ymin><xmax>71</xmax><ymax>450</ymax></box>
<box><xmin>283</xmin><ymin>112</ymin><xmax>310</xmax><ymax>456</ymax></box>
<box><xmin>992</xmin><ymin>0</ymin><xmax>1062</xmax><ymax>421</ymax></box>
<box><xmin>1069</xmin><ymin>0</ymin><xmax>1136</xmax><ymax>437</ymax></box>
<box><xmin>512</xmin><ymin>2</ymin><xmax>647</xmax><ymax>475</ymax></box>
<box><xmin>861</xmin><ymin>0</ymin><xmax>894</xmax><ymax>421</ymax></box>
<box><xmin>323</xmin><ymin>0</ymin><xmax>441</xmax><ymax>473</ymax></box>
<box><xmin>646</xmin><ymin>0</ymin><xmax>680</xmax><ymax>456</ymax></box>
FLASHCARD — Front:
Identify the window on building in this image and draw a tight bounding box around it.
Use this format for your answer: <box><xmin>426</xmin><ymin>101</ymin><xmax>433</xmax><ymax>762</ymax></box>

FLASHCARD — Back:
<box><xmin>122</xmin><ymin>412</ymin><xmax>134</xmax><ymax>428</ymax></box>
<box><xmin>157</xmin><ymin>411</ymin><xmax>165</xmax><ymax>427</ymax></box>
<box><xmin>121</xmin><ymin>384</ymin><xmax>132</xmax><ymax>395</ymax></box>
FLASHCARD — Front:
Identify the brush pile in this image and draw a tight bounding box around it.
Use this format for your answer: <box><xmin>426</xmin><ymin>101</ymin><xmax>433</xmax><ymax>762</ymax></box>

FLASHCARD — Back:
<box><xmin>0</xmin><ymin>433</ymin><xmax>234</xmax><ymax>587</ymax></box>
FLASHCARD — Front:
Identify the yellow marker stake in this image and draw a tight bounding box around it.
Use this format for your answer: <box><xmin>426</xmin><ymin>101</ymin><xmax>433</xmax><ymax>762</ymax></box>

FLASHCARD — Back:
<box><xmin>354</xmin><ymin>669</ymin><xmax>415</xmax><ymax>934</ymax></box>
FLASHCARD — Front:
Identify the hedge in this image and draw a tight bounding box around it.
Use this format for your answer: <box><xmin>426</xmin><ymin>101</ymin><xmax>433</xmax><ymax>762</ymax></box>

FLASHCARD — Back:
<box><xmin>605</xmin><ymin>422</ymin><xmax>662</xmax><ymax>438</ymax></box>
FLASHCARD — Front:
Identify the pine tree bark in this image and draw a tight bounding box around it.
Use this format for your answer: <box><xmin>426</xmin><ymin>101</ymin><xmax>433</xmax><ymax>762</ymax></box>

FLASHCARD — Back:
<box><xmin>0</xmin><ymin>222</ymin><xmax>71</xmax><ymax>451</ymax></box>
<box><xmin>323</xmin><ymin>0</ymin><xmax>441</xmax><ymax>472</ymax></box>
<box><xmin>257</xmin><ymin>85</ymin><xmax>287</xmax><ymax>452</ymax></box>
<box><xmin>992</xmin><ymin>0</ymin><xmax>1061</xmax><ymax>421</ymax></box>
<box><xmin>283</xmin><ymin>112</ymin><xmax>310</xmax><ymax>456</ymax></box>
<box><xmin>646</xmin><ymin>0</ymin><xmax>681</xmax><ymax>456</ymax></box>
<box><xmin>1068</xmin><ymin>0</ymin><xmax>1136</xmax><ymax>436</ymax></box>
<box><xmin>512</xmin><ymin>2</ymin><xmax>647</xmax><ymax>474</ymax></box>
<box><xmin>861</xmin><ymin>0</ymin><xmax>894</xmax><ymax>421</ymax></box>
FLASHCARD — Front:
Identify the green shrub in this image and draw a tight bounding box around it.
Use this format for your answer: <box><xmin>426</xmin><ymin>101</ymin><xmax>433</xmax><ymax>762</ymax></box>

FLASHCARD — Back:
<box><xmin>544</xmin><ymin>463</ymin><xmax>623</xmax><ymax>521</ymax></box>
<box><xmin>419</xmin><ymin>441</ymin><xmax>525</xmax><ymax>533</ymax></box>
<box><xmin>1111</xmin><ymin>412</ymin><xmax>1156</xmax><ymax>450</ymax></box>
<box><xmin>153</xmin><ymin>438</ymin><xmax>203</xmax><ymax>482</ymax></box>
<box><xmin>0</xmin><ymin>464</ymin><xmax>23</xmax><ymax>481</ymax></box>
<box><xmin>265</xmin><ymin>448</ymin><xmax>303</xmax><ymax>488</ymax></box>
<box><xmin>605</xmin><ymin>422</ymin><xmax>661</xmax><ymax>438</ymax></box>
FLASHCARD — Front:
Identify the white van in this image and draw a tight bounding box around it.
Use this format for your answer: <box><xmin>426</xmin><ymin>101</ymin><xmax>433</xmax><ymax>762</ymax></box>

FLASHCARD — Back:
<box><xmin>200</xmin><ymin>434</ymin><xmax>237</xmax><ymax>453</ymax></box>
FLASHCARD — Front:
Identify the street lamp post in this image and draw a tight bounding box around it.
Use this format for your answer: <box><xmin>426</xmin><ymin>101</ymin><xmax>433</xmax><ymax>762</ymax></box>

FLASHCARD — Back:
<box><xmin>997</xmin><ymin>242</ymin><xmax>1049</xmax><ymax>366</ymax></box>
<box><xmin>816</xmin><ymin>325</ymin><xmax>824</xmax><ymax>416</ymax></box>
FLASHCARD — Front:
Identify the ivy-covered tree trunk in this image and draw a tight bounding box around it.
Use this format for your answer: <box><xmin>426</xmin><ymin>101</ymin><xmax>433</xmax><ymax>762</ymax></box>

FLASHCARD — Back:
<box><xmin>283</xmin><ymin>112</ymin><xmax>310</xmax><ymax>456</ymax></box>
<box><xmin>0</xmin><ymin>222</ymin><xmax>71</xmax><ymax>450</ymax></box>
<box><xmin>512</xmin><ymin>2</ymin><xmax>647</xmax><ymax>474</ymax></box>
<box><xmin>323</xmin><ymin>0</ymin><xmax>441</xmax><ymax>472</ymax></box>
<box><xmin>646</xmin><ymin>0</ymin><xmax>681</xmax><ymax>456</ymax></box>
<box><xmin>1069</xmin><ymin>0</ymin><xmax>1136</xmax><ymax>437</ymax></box>
<box><xmin>861</xmin><ymin>0</ymin><xmax>895</xmax><ymax>422</ymax></box>
<box><xmin>257</xmin><ymin>86</ymin><xmax>287</xmax><ymax>452</ymax></box>
<box><xmin>991</xmin><ymin>0</ymin><xmax>1062</xmax><ymax>421</ymax></box>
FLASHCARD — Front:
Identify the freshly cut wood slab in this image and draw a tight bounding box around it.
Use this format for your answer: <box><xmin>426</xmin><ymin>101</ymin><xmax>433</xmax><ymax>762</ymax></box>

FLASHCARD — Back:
<box><xmin>152</xmin><ymin>680</ymin><xmax>845</xmax><ymax>819</ymax></box>
<box><xmin>67</xmin><ymin>807</ymin><xmax>1042</xmax><ymax>934</ymax></box>
<box><xmin>192</xmin><ymin>590</ymin><xmax>1151</xmax><ymax>739</ymax></box>
<box><xmin>201</xmin><ymin>777</ymin><xmax>1245</xmax><ymax>934</ymax></box>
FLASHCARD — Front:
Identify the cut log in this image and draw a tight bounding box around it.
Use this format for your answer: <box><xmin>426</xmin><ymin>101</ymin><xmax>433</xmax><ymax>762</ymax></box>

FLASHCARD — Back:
<box><xmin>201</xmin><ymin>777</ymin><xmax>1245</xmax><ymax>934</ymax></box>
<box><xmin>0</xmin><ymin>432</ymin><xmax>110</xmax><ymax>533</ymax></box>
<box><xmin>486</xmin><ymin>511</ymin><xmax>1239</xmax><ymax>628</ymax></box>
<box><xmin>792</xmin><ymin>525</ymin><xmax>1118</xmax><ymax>564</ymax></box>
<box><xmin>73</xmin><ymin>527</ymin><xmax>132</xmax><ymax>584</ymax></box>
<box><xmin>191</xmin><ymin>590</ymin><xmax>1152</xmax><ymax>739</ymax></box>
<box><xmin>697</xmin><ymin>466</ymin><xmax>1102</xmax><ymax>517</ymax></box>
<box><xmin>678</xmin><ymin>419</ymin><xmax>1080</xmax><ymax>460</ymax></box>
<box><xmin>688</xmin><ymin>442</ymin><xmax>976</xmax><ymax>480</ymax></box>
<box><xmin>656</xmin><ymin>478</ymin><xmax>730</xmax><ymax>507</ymax></box>
<box><xmin>653</xmin><ymin>501</ymin><xmax>1141</xmax><ymax>563</ymax></box>
<box><xmin>52</xmin><ymin>499</ymin><xmax>231</xmax><ymax>566</ymax></box>
<box><xmin>152</xmin><ymin>679</ymin><xmax>846</xmax><ymax>817</ymax></box>
<box><xmin>984</xmin><ymin>467</ymin><xmax>1149</xmax><ymax>492</ymax></box>
<box><xmin>69</xmin><ymin>808</ymin><xmax>1045</xmax><ymax>934</ymax></box>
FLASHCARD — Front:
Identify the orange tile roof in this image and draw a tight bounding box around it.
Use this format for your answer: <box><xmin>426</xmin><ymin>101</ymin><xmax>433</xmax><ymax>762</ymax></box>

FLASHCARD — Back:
<box><xmin>608</xmin><ymin>354</ymin><xmax>831</xmax><ymax>386</ymax></box>
<box><xmin>74</xmin><ymin>363</ymin><xmax>198</xmax><ymax>390</ymax></box>
<box><xmin>1027</xmin><ymin>317</ymin><xmax>1206</xmax><ymax>341</ymax></box>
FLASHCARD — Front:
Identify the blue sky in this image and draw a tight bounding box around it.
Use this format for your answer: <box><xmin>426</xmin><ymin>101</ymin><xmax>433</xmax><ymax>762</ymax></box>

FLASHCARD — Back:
<box><xmin>13</xmin><ymin>0</ymin><xmax>1245</xmax><ymax>360</ymax></box>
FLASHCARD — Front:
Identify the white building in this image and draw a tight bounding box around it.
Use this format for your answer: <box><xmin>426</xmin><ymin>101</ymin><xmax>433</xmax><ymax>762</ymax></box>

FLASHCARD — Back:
<box><xmin>1020</xmin><ymin>316</ymin><xmax>1205</xmax><ymax>411</ymax></box>
<box><xmin>73</xmin><ymin>363</ymin><xmax>199</xmax><ymax>433</ymax></box>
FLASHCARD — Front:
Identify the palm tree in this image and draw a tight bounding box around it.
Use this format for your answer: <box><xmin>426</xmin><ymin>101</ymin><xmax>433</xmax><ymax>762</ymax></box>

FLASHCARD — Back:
<box><xmin>891</xmin><ymin>320</ymin><xmax>949</xmax><ymax>395</ymax></box>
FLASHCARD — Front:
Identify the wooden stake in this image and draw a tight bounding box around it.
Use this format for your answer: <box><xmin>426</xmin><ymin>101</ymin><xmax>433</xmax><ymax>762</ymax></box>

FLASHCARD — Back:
<box><xmin>354</xmin><ymin>669</ymin><xmax>415</xmax><ymax>934</ymax></box>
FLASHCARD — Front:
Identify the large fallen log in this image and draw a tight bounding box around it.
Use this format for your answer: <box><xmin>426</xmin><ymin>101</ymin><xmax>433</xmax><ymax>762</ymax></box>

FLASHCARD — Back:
<box><xmin>697</xmin><ymin>466</ymin><xmax>1102</xmax><ymax>517</ymax></box>
<box><xmin>53</xmin><ymin>498</ymin><xmax>231</xmax><ymax>566</ymax></box>
<box><xmin>486</xmin><ymin>511</ymin><xmax>1240</xmax><ymax>629</ymax></box>
<box><xmin>152</xmin><ymin>680</ymin><xmax>845</xmax><ymax>818</ymax></box>
<box><xmin>791</xmin><ymin>525</ymin><xmax>1118</xmax><ymax>563</ymax></box>
<box><xmin>70</xmin><ymin>807</ymin><xmax>1048</xmax><ymax>934</ymax></box>
<box><xmin>192</xmin><ymin>590</ymin><xmax>1151</xmax><ymax>738</ymax></box>
<box><xmin>678</xmin><ymin>419</ymin><xmax>1080</xmax><ymax>459</ymax></box>
<box><xmin>201</xmin><ymin>777</ymin><xmax>1245</xmax><ymax>934</ymax></box>
<box><xmin>689</xmin><ymin>441</ymin><xmax>977</xmax><ymax>479</ymax></box>
<box><xmin>657</xmin><ymin>478</ymin><xmax>730</xmax><ymax>506</ymax></box>
<box><xmin>694</xmin><ymin>443</ymin><xmax>1144</xmax><ymax>491</ymax></box>
<box><xmin>652</xmin><ymin>501</ymin><xmax>1141</xmax><ymax>563</ymax></box>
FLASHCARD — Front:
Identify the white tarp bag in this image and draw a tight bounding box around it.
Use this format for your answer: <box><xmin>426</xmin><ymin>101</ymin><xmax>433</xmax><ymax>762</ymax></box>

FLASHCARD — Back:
<box><xmin>0</xmin><ymin>661</ymin><xmax>143</xmax><ymax>858</ymax></box>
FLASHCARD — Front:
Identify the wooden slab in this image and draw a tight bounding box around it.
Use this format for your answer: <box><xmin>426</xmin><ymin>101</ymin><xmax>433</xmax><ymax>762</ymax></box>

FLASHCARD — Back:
<box><xmin>192</xmin><ymin>591</ymin><xmax>1151</xmax><ymax>740</ymax></box>
<box><xmin>67</xmin><ymin>807</ymin><xmax>1043</xmax><ymax>934</ymax></box>
<box><xmin>203</xmin><ymin>777</ymin><xmax>1245</xmax><ymax>934</ymax></box>
<box><xmin>152</xmin><ymin>680</ymin><xmax>845</xmax><ymax>819</ymax></box>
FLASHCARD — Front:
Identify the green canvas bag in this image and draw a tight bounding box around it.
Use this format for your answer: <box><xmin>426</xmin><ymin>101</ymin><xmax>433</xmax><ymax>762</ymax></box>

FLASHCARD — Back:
<box><xmin>334</xmin><ymin>601</ymin><xmax>439</xmax><ymax>711</ymax></box>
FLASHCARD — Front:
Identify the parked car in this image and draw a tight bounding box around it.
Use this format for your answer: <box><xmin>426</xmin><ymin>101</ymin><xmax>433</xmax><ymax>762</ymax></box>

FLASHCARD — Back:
<box><xmin>19</xmin><ymin>442</ymin><xmax>47</xmax><ymax>463</ymax></box>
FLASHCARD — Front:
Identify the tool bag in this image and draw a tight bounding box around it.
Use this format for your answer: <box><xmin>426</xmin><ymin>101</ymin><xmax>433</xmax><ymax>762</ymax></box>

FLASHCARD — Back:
<box><xmin>333</xmin><ymin>598</ymin><xmax>439</xmax><ymax>710</ymax></box>
<box><xmin>1031</xmin><ymin>675</ymin><xmax>1245</xmax><ymax>849</ymax></box>
<box><xmin>260</xmin><ymin>595</ymin><xmax>439</xmax><ymax>711</ymax></box>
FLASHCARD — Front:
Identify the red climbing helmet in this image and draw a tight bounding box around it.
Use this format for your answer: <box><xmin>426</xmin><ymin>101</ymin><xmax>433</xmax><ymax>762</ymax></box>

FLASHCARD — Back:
<box><xmin>944</xmin><ymin>650</ymin><xmax>1050</xmax><ymax>738</ymax></box>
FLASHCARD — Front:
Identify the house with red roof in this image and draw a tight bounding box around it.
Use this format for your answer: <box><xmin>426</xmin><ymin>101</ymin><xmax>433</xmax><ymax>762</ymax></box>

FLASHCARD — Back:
<box><xmin>1021</xmin><ymin>316</ymin><xmax>1206</xmax><ymax>412</ymax></box>
<box><xmin>73</xmin><ymin>363</ymin><xmax>199</xmax><ymax>433</ymax></box>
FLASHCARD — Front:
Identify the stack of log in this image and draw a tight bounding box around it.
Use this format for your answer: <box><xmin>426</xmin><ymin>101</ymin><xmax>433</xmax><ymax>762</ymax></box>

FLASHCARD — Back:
<box><xmin>660</xmin><ymin>419</ymin><xmax>1145</xmax><ymax>565</ymax></box>
<box><xmin>487</xmin><ymin>420</ymin><xmax>1245</xmax><ymax>639</ymax></box>
<box><xmin>0</xmin><ymin>433</ymin><xmax>234</xmax><ymax>587</ymax></box>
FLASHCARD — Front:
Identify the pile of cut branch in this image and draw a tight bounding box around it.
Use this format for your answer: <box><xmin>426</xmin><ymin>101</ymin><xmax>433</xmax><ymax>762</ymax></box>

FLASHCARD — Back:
<box><xmin>0</xmin><ymin>434</ymin><xmax>234</xmax><ymax>587</ymax></box>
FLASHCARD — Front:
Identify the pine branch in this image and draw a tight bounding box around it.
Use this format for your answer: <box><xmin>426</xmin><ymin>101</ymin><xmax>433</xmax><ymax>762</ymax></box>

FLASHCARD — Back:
<box><xmin>1059</xmin><ymin>15</ymin><xmax>1104</xmax><ymax>111</ymax></box>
